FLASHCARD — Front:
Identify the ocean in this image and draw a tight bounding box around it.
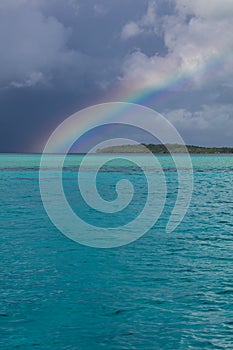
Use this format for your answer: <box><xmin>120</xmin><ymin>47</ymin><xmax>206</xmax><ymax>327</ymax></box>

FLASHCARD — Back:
<box><xmin>1</xmin><ymin>154</ymin><xmax>233</xmax><ymax>349</ymax></box>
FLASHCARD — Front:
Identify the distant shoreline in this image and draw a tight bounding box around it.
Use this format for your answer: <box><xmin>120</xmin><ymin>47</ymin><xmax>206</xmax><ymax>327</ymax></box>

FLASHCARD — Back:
<box><xmin>1</xmin><ymin>144</ymin><xmax>233</xmax><ymax>155</ymax></box>
<box><xmin>96</xmin><ymin>144</ymin><xmax>233</xmax><ymax>154</ymax></box>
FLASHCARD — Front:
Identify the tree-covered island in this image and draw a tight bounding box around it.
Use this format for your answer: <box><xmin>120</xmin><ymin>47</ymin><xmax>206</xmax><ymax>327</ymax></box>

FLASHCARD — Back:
<box><xmin>96</xmin><ymin>144</ymin><xmax>233</xmax><ymax>154</ymax></box>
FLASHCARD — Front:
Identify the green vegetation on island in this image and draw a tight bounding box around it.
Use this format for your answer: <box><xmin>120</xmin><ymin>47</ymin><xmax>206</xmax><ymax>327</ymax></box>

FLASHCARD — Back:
<box><xmin>96</xmin><ymin>144</ymin><xmax>233</xmax><ymax>154</ymax></box>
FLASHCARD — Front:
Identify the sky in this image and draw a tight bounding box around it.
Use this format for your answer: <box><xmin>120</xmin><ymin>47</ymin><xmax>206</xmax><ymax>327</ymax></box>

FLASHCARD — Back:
<box><xmin>0</xmin><ymin>0</ymin><xmax>233</xmax><ymax>152</ymax></box>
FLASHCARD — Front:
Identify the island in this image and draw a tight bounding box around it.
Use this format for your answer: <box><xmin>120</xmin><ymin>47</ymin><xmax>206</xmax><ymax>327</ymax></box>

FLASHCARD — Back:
<box><xmin>96</xmin><ymin>144</ymin><xmax>233</xmax><ymax>154</ymax></box>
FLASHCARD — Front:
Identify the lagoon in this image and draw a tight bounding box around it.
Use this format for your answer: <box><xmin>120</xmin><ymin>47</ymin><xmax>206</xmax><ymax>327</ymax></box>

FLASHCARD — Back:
<box><xmin>1</xmin><ymin>154</ymin><xmax>233</xmax><ymax>349</ymax></box>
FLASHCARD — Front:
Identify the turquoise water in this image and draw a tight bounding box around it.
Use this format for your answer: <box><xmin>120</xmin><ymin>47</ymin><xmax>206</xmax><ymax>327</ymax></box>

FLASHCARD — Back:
<box><xmin>1</xmin><ymin>154</ymin><xmax>233</xmax><ymax>349</ymax></box>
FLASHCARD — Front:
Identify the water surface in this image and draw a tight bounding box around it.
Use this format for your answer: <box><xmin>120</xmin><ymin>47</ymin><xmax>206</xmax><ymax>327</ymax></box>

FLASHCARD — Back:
<box><xmin>1</xmin><ymin>154</ymin><xmax>233</xmax><ymax>349</ymax></box>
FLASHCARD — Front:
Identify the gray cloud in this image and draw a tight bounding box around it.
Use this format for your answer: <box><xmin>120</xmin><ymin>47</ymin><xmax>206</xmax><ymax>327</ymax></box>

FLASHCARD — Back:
<box><xmin>0</xmin><ymin>0</ymin><xmax>74</xmax><ymax>88</ymax></box>
<box><xmin>165</xmin><ymin>104</ymin><xmax>233</xmax><ymax>146</ymax></box>
<box><xmin>0</xmin><ymin>0</ymin><xmax>232</xmax><ymax>151</ymax></box>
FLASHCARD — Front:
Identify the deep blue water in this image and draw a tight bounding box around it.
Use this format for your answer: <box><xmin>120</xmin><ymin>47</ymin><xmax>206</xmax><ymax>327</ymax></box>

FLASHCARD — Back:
<box><xmin>1</xmin><ymin>154</ymin><xmax>233</xmax><ymax>349</ymax></box>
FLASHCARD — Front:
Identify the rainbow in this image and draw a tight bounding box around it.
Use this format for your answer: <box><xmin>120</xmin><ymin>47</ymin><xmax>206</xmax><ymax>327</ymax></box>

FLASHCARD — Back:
<box><xmin>106</xmin><ymin>48</ymin><xmax>225</xmax><ymax>108</ymax></box>
<box><xmin>37</xmin><ymin>48</ymin><xmax>229</xmax><ymax>153</ymax></box>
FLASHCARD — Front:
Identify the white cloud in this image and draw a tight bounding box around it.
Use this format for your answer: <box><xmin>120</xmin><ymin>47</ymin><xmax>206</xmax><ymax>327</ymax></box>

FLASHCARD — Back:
<box><xmin>140</xmin><ymin>0</ymin><xmax>157</xmax><ymax>27</ymax></box>
<box><xmin>121</xmin><ymin>22</ymin><xmax>142</xmax><ymax>39</ymax></box>
<box><xmin>120</xmin><ymin>0</ymin><xmax>233</xmax><ymax>92</ymax></box>
<box><xmin>121</xmin><ymin>50</ymin><xmax>181</xmax><ymax>89</ymax></box>
<box><xmin>118</xmin><ymin>0</ymin><xmax>233</xmax><ymax>146</ymax></box>
<box><xmin>11</xmin><ymin>72</ymin><xmax>43</xmax><ymax>88</ymax></box>
<box><xmin>121</xmin><ymin>1</ymin><xmax>157</xmax><ymax>39</ymax></box>
<box><xmin>175</xmin><ymin>0</ymin><xmax>233</xmax><ymax>20</ymax></box>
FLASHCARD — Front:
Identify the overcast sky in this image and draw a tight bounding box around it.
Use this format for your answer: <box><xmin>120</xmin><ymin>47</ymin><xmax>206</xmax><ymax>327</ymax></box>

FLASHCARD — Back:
<box><xmin>1</xmin><ymin>0</ymin><xmax>233</xmax><ymax>152</ymax></box>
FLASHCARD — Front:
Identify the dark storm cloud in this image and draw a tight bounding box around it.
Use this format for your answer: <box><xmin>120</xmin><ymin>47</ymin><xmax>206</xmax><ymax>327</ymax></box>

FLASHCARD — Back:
<box><xmin>0</xmin><ymin>0</ymin><xmax>233</xmax><ymax>151</ymax></box>
<box><xmin>0</xmin><ymin>0</ymin><xmax>165</xmax><ymax>152</ymax></box>
<box><xmin>0</xmin><ymin>0</ymin><xmax>159</xmax><ymax>90</ymax></box>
